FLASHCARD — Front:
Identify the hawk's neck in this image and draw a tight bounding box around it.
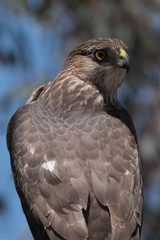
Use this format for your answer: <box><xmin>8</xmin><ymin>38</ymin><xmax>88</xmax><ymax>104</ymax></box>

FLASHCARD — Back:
<box><xmin>40</xmin><ymin>73</ymin><xmax>117</xmax><ymax>116</ymax></box>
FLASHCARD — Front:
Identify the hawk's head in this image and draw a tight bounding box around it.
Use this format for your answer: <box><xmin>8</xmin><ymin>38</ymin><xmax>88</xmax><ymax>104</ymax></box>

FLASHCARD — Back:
<box><xmin>65</xmin><ymin>38</ymin><xmax>129</xmax><ymax>100</ymax></box>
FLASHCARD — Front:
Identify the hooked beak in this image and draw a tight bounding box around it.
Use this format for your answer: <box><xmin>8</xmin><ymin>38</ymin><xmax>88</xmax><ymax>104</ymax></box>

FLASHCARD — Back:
<box><xmin>117</xmin><ymin>48</ymin><xmax>130</xmax><ymax>72</ymax></box>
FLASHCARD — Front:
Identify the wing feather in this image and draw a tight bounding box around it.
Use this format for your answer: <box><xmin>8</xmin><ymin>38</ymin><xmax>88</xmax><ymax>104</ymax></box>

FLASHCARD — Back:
<box><xmin>7</xmin><ymin>99</ymin><xmax>142</xmax><ymax>240</ymax></box>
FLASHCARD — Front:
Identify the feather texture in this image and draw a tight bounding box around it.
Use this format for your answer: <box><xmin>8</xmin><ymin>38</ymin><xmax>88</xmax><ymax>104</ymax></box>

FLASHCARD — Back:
<box><xmin>7</xmin><ymin>38</ymin><xmax>143</xmax><ymax>240</ymax></box>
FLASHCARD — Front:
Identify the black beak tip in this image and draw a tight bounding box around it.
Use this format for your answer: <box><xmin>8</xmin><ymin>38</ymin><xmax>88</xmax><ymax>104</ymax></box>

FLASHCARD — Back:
<box><xmin>122</xmin><ymin>57</ymin><xmax>130</xmax><ymax>72</ymax></box>
<box><xmin>122</xmin><ymin>62</ymin><xmax>130</xmax><ymax>72</ymax></box>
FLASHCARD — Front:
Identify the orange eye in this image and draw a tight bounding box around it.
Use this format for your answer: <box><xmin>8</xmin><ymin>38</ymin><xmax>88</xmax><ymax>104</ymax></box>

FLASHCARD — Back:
<box><xmin>95</xmin><ymin>50</ymin><xmax>106</xmax><ymax>61</ymax></box>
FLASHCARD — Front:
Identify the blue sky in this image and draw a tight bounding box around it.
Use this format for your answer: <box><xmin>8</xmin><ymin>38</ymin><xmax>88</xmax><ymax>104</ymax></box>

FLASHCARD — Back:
<box><xmin>0</xmin><ymin>7</ymin><xmax>62</xmax><ymax>240</ymax></box>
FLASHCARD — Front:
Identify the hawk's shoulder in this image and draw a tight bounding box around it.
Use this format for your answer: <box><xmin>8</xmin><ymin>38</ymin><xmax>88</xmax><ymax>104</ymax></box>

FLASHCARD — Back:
<box><xmin>108</xmin><ymin>105</ymin><xmax>138</xmax><ymax>144</ymax></box>
<box><xmin>7</xmin><ymin>104</ymin><xmax>31</xmax><ymax>150</ymax></box>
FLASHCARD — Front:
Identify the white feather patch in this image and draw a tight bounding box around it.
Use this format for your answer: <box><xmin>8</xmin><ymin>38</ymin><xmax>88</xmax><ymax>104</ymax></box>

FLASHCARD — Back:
<box><xmin>124</xmin><ymin>170</ymin><xmax>129</xmax><ymax>175</ymax></box>
<box><xmin>29</xmin><ymin>146</ymin><xmax>35</xmax><ymax>155</ymax></box>
<box><xmin>42</xmin><ymin>160</ymin><xmax>56</xmax><ymax>172</ymax></box>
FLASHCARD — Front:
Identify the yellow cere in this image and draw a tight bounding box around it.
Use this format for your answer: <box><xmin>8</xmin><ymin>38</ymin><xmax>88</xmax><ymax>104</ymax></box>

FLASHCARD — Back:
<box><xmin>119</xmin><ymin>48</ymin><xmax>128</xmax><ymax>58</ymax></box>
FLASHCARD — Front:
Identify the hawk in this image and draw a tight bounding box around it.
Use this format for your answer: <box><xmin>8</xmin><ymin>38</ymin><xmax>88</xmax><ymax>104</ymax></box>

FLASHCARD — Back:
<box><xmin>7</xmin><ymin>38</ymin><xmax>143</xmax><ymax>240</ymax></box>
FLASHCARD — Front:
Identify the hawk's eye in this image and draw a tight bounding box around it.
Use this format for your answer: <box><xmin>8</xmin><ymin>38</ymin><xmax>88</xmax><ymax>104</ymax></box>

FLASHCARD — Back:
<box><xmin>95</xmin><ymin>50</ymin><xmax>106</xmax><ymax>61</ymax></box>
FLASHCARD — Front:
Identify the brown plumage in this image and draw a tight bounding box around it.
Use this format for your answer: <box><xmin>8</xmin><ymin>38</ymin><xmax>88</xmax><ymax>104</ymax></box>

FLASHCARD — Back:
<box><xmin>7</xmin><ymin>38</ymin><xmax>143</xmax><ymax>240</ymax></box>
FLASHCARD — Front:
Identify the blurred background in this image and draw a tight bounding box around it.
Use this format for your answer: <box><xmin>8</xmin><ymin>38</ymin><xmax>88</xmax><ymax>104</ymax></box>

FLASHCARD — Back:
<box><xmin>0</xmin><ymin>0</ymin><xmax>160</xmax><ymax>239</ymax></box>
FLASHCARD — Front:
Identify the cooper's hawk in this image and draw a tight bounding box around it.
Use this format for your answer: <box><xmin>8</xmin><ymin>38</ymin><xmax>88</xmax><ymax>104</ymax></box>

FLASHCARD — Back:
<box><xmin>7</xmin><ymin>38</ymin><xmax>143</xmax><ymax>240</ymax></box>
